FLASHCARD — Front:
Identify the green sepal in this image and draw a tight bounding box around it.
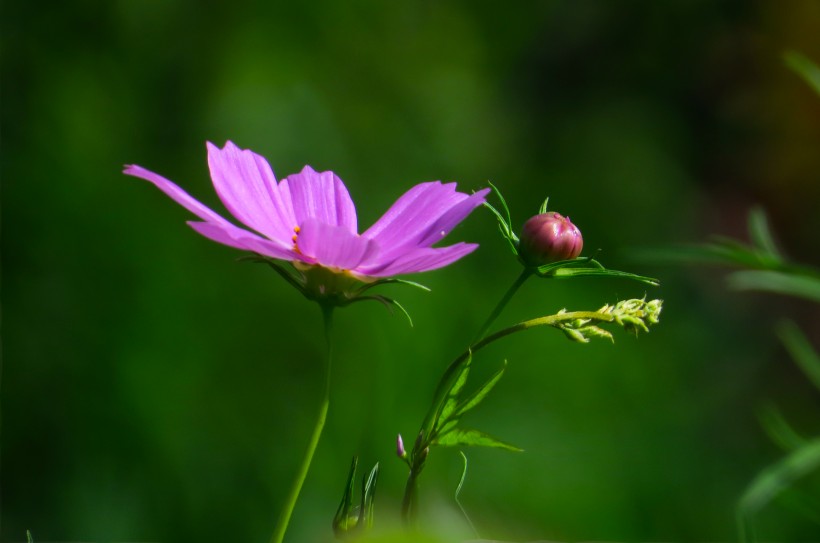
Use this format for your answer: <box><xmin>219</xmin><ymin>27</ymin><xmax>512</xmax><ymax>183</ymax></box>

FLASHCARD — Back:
<box><xmin>538</xmin><ymin>197</ymin><xmax>549</xmax><ymax>215</ymax></box>
<box><xmin>354</xmin><ymin>277</ymin><xmax>431</xmax><ymax>295</ymax></box>
<box><xmin>536</xmin><ymin>257</ymin><xmax>659</xmax><ymax>286</ymax></box>
<box><xmin>348</xmin><ymin>295</ymin><xmax>415</xmax><ymax>326</ymax></box>
<box><xmin>453</xmin><ymin>360</ymin><xmax>507</xmax><ymax>418</ymax></box>
<box><xmin>483</xmin><ymin>182</ymin><xmax>519</xmax><ymax>256</ymax></box>
<box><xmin>434</xmin><ymin>428</ymin><xmax>523</xmax><ymax>452</ymax></box>
<box><xmin>237</xmin><ymin>254</ymin><xmax>308</xmax><ymax>295</ymax></box>
<box><xmin>360</xmin><ymin>462</ymin><xmax>380</xmax><ymax>530</ymax></box>
<box><xmin>333</xmin><ymin>457</ymin><xmax>380</xmax><ymax>538</ymax></box>
<box><xmin>333</xmin><ymin>457</ymin><xmax>360</xmax><ymax>538</ymax></box>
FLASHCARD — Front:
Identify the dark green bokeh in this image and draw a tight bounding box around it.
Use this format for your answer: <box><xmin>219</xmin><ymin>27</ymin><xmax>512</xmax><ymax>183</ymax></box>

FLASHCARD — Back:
<box><xmin>3</xmin><ymin>1</ymin><xmax>820</xmax><ymax>541</ymax></box>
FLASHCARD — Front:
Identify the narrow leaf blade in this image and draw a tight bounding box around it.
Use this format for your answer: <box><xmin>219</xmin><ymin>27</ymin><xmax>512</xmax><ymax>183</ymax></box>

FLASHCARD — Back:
<box><xmin>727</xmin><ymin>270</ymin><xmax>820</xmax><ymax>303</ymax></box>
<box><xmin>784</xmin><ymin>50</ymin><xmax>820</xmax><ymax>95</ymax></box>
<box><xmin>778</xmin><ymin>321</ymin><xmax>820</xmax><ymax>392</ymax></box>
<box><xmin>747</xmin><ymin>207</ymin><xmax>782</xmax><ymax>259</ymax></box>
<box><xmin>434</xmin><ymin>428</ymin><xmax>522</xmax><ymax>452</ymax></box>
<box><xmin>454</xmin><ymin>361</ymin><xmax>507</xmax><ymax>417</ymax></box>
<box><xmin>738</xmin><ymin>438</ymin><xmax>820</xmax><ymax>516</ymax></box>
<box><xmin>436</xmin><ymin>354</ymin><xmax>473</xmax><ymax>430</ymax></box>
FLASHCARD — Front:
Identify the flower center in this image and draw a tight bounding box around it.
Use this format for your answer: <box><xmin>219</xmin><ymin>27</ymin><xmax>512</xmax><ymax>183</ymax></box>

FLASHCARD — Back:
<box><xmin>291</xmin><ymin>225</ymin><xmax>302</xmax><ymax>254</ymax></box>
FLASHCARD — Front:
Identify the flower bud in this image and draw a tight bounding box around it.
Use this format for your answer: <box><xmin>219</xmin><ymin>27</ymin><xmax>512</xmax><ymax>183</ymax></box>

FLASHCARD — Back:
<box><xmin>396</xmin><ymin>433</ymin><xmax>407</xmax><ymax>459</ymax></box>
<box><xmin>518</xmin><ymin>212</ymin><xmax>583</xmax><ymax>266</ymax></box>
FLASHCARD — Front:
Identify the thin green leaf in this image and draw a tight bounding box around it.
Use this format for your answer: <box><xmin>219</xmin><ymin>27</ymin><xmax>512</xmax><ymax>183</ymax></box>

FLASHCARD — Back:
<box><xmin>550</xmin><ymin>266</ymin><xmax>660</xmax><ymax>286</ymax></box>
<box><xmin>727</xmin><ymin>270</ymin><xmax>820</xmax><ymax>303</ymax></box>
<box><xmin>747</xmin><ymin>207</ymin><xmax>782</xmax><ymax>259</ymax></box>
<box><xmin>436</xmin><ymin>354</ymin><xmax>473</xmax><ymax>431</ymax></box>
<box><xmin>536</xmin><ymin>256</ymin><xmax>602</xmax><ymax>274</ymax></box>
<box><xmin>534</xmin><ymin>257</ymin><xmax>659</xmax><ymax>286</ymax></box>
<box><xmin>784</xmin><ymin>50</ymin><xmax>820</xmax><ymax>96</ymax></box>
<box><xmin>434</xmin><ymin>428</ymin><xmax>522</xmax><ymax>452</ymax></box>
<box><xmin>778</xmin><ymin>321</ymin><xmax>820</xmax><ymax>392</ymax></box>
<box><xmin>738</xmin><ymin>438</ymin><xmax>820</xmax><ymax>516</ymax></box>
<box><xmin>455</xmin><ymin>451</ymin><xmax>478</xmax><ymax>537</ymax></box>
<box><xmin>454</xmin><ymin>361</ymin><xmax>507</xmax><ymax>418</ymax></box>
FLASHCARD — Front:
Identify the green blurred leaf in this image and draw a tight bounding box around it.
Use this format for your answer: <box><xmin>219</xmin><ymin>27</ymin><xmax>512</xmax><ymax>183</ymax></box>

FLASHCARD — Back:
<box><xmin>453</xmin><ymin>360</ymin><xmax>507</xmax><ymax>418</ymax></box>
<box><xmin>434</xmin><ymin>428</ymin><xmax>522</xmax><ymax>452</ymax></box>
<box><xmin>727</xmin><ymin>270</ymin><xmax>820</xmax><ymax>302</ymax></box>
<box><xmin>785</xmin><ymin>50</ymin><xmax>820</xmax><ymax>95</ymax></box>
<box><xmin>747</xmin><ymin>207</ymin><xmax>782</xmax><ymax>259</ymax></box>
<box><xmin>758</xmin><ymin>402</ymin><xmax>806</xmax><ymax>452</ymax></box>
<box><xmin>778</xmin><ymin>321</ymin><xmax>820</xmax><ymax>392</ymax></box>
<box><xmin>738</xmin><ymin>438</ymin><xmax>820</xmax><ymax>516</ymax></box>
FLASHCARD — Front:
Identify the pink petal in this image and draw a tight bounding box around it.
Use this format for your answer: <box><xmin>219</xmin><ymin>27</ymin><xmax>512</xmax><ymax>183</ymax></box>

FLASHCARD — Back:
<box><xmin>363</xmin><ymin>183</ymin><xmax>488</xmax><ymax>263</ymax></box>
<box><xmin>284</xmin><ymin>166</ymin><xmax>358</xmax><ymax>233</ymax></box>
<box><xmin>187</xmin><ymin>221</ymin><xmax>301</xmax><ymax>262</ymax></box>
<box><xmin>296</xmin><ymin>218</ymin><xmax>379</xmax><ymax>271</ymax></box>
<box><xmin>416</xmin><ymin>188</ymin><xmax>490</xmax><ymax>247</ymax></box>
<box><xmin>207</xmin><ymin>141</ymin><xmax>297</xmax><ymax>244</ymax></box>
<box><xmin>362</xmin><ymin>182</ymin><xmax>464</xmax><ymax>244</ymax></box>
<box><xmin>124</xmin><ymin>164</ymin><xmax>234</xmax><ymax>226</ymax></box>
<box><xmin>360</xmin><ymin>243</ymin><xmax>479</xmax><ymax>277</ymax></box>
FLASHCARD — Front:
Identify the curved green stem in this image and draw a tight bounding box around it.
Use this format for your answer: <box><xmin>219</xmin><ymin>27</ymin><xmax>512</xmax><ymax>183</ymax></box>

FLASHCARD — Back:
<box><xmin>269</xmin><ymin>303</ymin><xmax>334</xmax><ymax>543</ymax></box>
<box><xmin>471</xmin><ymin>268</ymin><xmax>533</xmax><ymax>345</ymax></box>
<box><xmin>403</xmin><ymin>308</ymin><xmax>618</xmax><ymax>524</ymax></box>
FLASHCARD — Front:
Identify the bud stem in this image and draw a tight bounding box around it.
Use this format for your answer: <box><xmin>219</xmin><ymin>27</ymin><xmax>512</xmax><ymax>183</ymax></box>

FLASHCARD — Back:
<box><xmin>471</xmin><ymin>268</ymin><xmax>533</xmax><ymax>345</ymax></box>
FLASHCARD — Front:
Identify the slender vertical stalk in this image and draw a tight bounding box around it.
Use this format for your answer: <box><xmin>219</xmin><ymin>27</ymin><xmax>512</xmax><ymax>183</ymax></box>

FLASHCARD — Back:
<box><xmin>471</xmin><ymin>268</ymin><xmax>532</xmax><ymax>344</ymax></box>
<box><xmin>269</xmin><ymin>303</ymin><xmax>334</xmax><ymax>543</ymax></box>
<box><xmin>401</xmin><ymin>469</ymin><xmax>420</xmax><ymax>524</ymax></box>
<box><xmin>401</xmin><ymin>270</ymin><xmax>533</xmax><ymax>525</ymax></box>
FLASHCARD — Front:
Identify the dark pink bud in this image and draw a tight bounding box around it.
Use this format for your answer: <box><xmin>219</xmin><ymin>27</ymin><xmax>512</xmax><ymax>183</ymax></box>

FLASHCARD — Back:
<box><xmin>396</xmin><ymin>434</ymin><xmax>407</xmax><ymax>459</ymax></box>
<box><xmin>519</xmin><ymin>212</ymin><xmax>583</xmax><ymax>266</ymax></box>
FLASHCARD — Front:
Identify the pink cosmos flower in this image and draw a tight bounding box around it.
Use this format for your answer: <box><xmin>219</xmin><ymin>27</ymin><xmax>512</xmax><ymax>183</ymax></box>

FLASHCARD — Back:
<box><xmin>124</xmin><ymin>141</ymin><xmax>488</xmax><ymax>279</ymax></box>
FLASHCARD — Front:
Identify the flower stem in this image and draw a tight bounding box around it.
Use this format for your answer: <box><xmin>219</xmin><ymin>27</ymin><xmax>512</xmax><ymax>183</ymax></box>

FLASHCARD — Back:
<box><xmin>269</xmin><ymin>303</ymin><xmax>334</xmax><ymax>543</ymax></box>
<box><xmin>471</xmin><ymin>268</ymin><xmax>532</xmax><ymax>345</ymax></box>
<box><xmin>402</xmin><ymin>308</ymin><xmax>619</xmax><ymax>525</ymax></box>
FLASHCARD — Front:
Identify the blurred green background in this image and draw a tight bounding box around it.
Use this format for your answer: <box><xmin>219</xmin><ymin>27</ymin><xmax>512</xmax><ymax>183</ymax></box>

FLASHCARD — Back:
<box><xmin>3</xmin><ymin>1</ymin><xmax>820</xmax><ymax>541</ymax></box>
